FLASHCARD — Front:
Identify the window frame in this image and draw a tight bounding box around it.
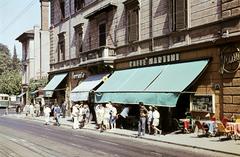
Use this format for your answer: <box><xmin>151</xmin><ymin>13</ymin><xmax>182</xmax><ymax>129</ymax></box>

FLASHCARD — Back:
<box><xmin>190</xmin><ymin>94</ymin><xmax>215</xmax><ymax>113</ymax></box>
<box><xmin>74</xmin><ymin>24</ymin><xmax>83</xmax><ymax>57</ymax></box>
<box><xmin>58</xmin><ymin>32</ymin><xmax>66</xmax><ymax>62</ymax></box>
<box><xmin>127</xmin><ymin>7</ymin><xmax>139</xmax><ymax>43</ymax></box>
<box><xmin>74</xmin><ymin>0</ymin><xmax>85</xmax><ymax>12</ymax></box>
<box><xmin>98</xmin><ymin>22</ymin><xmax>107</xmax><ymax>47</ymax></box>
<box><xmin>59</xmin><ymin>0</ymin><xmax>65</xmax><ymax>19</ymax></box>
<box><xmin>172</xmin><ymin>0</ymin><xmax>188</xmax><ymax>31</ymax></box>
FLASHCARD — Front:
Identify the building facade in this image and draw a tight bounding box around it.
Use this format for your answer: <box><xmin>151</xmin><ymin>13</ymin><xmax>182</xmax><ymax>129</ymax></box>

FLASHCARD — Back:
<box><xmin>16</xmin><ymin>0</ymin><xmax>50</xmax><ymax>105</ymax></box>
<box><xmin>50</xmin><ymin>0</ymin><xmax>240</xmax><ymax>120</ymax></box>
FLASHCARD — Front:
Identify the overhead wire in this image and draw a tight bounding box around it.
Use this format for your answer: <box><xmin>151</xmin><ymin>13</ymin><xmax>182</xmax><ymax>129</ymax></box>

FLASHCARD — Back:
<box><xmin>0</xmin><ymin>0</ymin><xmax>36</xmax><ymax>34</ymax></box>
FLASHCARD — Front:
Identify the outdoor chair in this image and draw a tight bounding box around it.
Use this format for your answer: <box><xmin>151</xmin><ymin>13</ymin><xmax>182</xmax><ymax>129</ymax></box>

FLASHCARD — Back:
<box><xmin>186</xmin><ymin>116</ymin><xmax>194</xmax><ymax>132</ymax></box>
<box><xmin>216</xmin><ymin>122</ymin><xmax>232</xmax><ymax>140</ymax></box>
<box><xmin>194</xmin><ymin>120</ymin><xmax>208</xmax><ymax>136</ymax></box>
<box><xmin>221</xmin><ymin>117</ymin><xmax>229</xmax><ymax>127</ymax></box>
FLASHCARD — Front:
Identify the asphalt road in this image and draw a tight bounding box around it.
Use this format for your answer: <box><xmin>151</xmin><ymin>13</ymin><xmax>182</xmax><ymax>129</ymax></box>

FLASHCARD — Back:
<box><xmin>0</xmin><ymin>109</ymin><xmax>233</xmax><ymax>157</ymax></box>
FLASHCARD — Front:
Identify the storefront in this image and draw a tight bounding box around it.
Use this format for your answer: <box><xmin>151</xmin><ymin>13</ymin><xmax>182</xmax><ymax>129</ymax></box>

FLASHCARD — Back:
<box><xmin>42</xmin><ymin>73</ymin><xmax>68</xmax><ymax>105</ymax></box>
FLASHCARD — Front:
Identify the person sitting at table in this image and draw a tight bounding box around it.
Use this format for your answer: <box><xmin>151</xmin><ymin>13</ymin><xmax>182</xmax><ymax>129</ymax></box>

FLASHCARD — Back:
<box><xmin>204</xmin><ymin>112</ymin><xmax>216</xmax><ymax>136</ymax></box>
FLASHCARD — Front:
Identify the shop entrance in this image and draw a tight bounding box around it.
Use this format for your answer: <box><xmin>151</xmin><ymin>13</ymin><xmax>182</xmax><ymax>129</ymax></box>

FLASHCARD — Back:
<box><xmin>173</xmin><ymin>93</ymin><xmax>190</xmax><ymax>119</ymax></box>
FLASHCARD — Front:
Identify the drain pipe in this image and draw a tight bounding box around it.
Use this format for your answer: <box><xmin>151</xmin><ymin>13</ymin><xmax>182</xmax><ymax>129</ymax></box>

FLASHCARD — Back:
<box><xmin>149</xmin><ymin>0</ymin><xmax>154</xmax><ymax>52</ymax></box>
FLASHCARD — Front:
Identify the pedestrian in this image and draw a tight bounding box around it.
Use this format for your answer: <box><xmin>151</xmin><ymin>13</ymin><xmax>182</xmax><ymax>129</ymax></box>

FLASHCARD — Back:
<box><xmin>54</xmin><ymin>103</ymin><xmax>61</xmax><ymax>126</ymax></box>
<box><xmin>138</xmin><ymin>102</ymin><xmax>148</xmax><ymax>137</ymax></box>
<box><xmin>103</xmin><ymin>103</ymin><xmax>111</xmax><ymax>130</ymax></box>
<box><xmin>29</xmin><ymin>103</ymin><xmax>35</xmax><ymax>117</ymax></box>
<box><xmin>95</xmin><ymin>104</ymin><xmax>105</xmax><ymax>132</ymax></box>
<box><xmin>39</xmin><ymin>101</ymin><xmax>44</xmax><ymax>116</ymax></box>
<box><xmin>95</xmin><ymin>104</ymin><xmax>102</xmax><ymax>129</ymax></box>
<box><xmin>23</xmin><ymin>103</ymin><xmax>30</xmax><ymax>116</ymax></box>
<box><xmin>118</xmin><ymin>106</ymin><xmax>130</xmax><ymax>129</ymax></box>
<box><xmin>72</xmin><ymin>104</ymin><xmax>79</xmax><ymax>129</ymax></box>
<box><xmin>5</xmin><ymin>106</ymin><xmax>9</xmax><ymax>115</ymax></box>
<box><xmin>152</xmin><ymin>106</ymin><xmax>161</xmax><ymax>135</ymax></box>
<box><xmin>35</xmin><ymin>102</ymin><xmax>40</xmax><ymax>117</ymax></box>
<box><xmin>61</xmin><ymin>101</ymin><xmax>67</xmax><ymax>118</ymax></box>
<box><xmin>147</xmin><ymin>106</ymin><xmax>153</xmax><ymax>134</ymax></box>
<box><xmin>109</xmin><ymin>102</ymin><xmax>117</xmax><ymax>130</ymax></box>
<box><xmin>44</xmin><ymin>105</ymin><xmax>51</xmax><ymax>125</ymax></box>
<box><xmin>16</xmin><ymin>104</ymin><xmax>21</xmax><ymax>114</ymax></box>
<box><xmin>82</xmin><ymin>104</ymin><xmax>90</xmax><ymax>126</ymax></box>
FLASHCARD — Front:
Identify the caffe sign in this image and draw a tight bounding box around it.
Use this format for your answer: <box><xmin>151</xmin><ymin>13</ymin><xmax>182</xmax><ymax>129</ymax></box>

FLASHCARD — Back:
<box><xmin>221</xmin><ymin>47</ymin><xmax>240</xmax><ymax>73</ymax></box>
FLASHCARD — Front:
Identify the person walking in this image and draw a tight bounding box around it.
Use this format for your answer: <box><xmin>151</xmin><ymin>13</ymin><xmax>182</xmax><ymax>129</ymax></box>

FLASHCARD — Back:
<box><xmin>109</xmin><ymin>102</ymin><xmax>117</xmax><ymax>130</ymax></box>
<box><xmin>72</xmin><ymin>104</ymin><xmax>79</xmax><ymax>129</ymax></box>
<box><xmin>29</xmin><ymin>103</ymin><xmax>35</xmax><ymax>117</ymax></box>
<box><xmin>44</xmin><ymin>105</ymin><xmax>51</xmax><ymax>125</ymax></box>
<box><xmin>95</xmin><ymin>104</ymin><xmax>105</xmax><ymax>132</ymax></box>
<box><xmin>103</xmin><ymin>103</ymin><xmax>111</xmax><ymax>130</ymax></box>
<box><xmin>23</xmin><ymin>103</ymin><xmax>30</xmax><ymax>116</ymax></box>
<box><xmin>138</xmin><ymin>102</ymin><xmax>148</xmax><ymax>137</ymax></box>
<box><xmin>152</xmin><ymin>106</ymin><xmax>162</xmax><ymax>135</ymax></box>
<box><xmin>82</xmin><ymin>104</ymin><xmax>90</xmax><ymax>126</ymax></box>
<box><xmin>118</xmin><ymin>106</ymin><xmax>130</xmax><ymax>129</ymax></box>
<box><xmin>35</xmin><ymin>102</ymin><xmax>40</xmax><ymax>117</ymax></box>
<box><xmin>61</xmin><ymin>101</ymin><xmax>67</xmax><ymax>118</ymax></box>
<box><xmin>147</xmin><ymin>106</ymin><xmax>153</xmax><ymax>134</ymax></box>
<box><xmin>54</xmin><ymin>104</ymin><xmax>61</xmax><ymax>126</ymax></box>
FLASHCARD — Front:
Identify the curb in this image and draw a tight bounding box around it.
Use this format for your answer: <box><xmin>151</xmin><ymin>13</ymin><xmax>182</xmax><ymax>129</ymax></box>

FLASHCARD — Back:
<box><xmin>4</xmin><ymin>115</ymin><xmax>240</xmax><ymax>156</ymax></box>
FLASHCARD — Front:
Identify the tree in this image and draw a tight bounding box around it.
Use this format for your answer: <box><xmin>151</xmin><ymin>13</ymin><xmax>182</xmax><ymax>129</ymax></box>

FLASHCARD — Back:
<box><xmin>0</xmin><ymin>43</ymin><xmax>12</xmax><ymax>75</ymax></box>
<box><xmin>28</xmin><ymin>78</ymin><xmax>48</xmax><ymax>100</ymax></box>
<box><xmin>0</xmin><ymin>70</ymin><xmax>21</xmax><ymax>95</ymax></box>
<box><xmin>12</xmin><ymin>45</ymin><xmax>21</xmax><ymax>71</ymax></box>
<box><xmin>0</xmin><ymin>43</ymin><xmax>22</xmax><ymax>95</ymax></box>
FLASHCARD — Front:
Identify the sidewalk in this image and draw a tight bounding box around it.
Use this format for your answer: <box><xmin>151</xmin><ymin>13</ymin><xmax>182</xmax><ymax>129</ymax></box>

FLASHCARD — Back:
<box><xmin>4</xmin><ymin>113</ymin><xmax>240</xmax><ymax>156</ymax></box>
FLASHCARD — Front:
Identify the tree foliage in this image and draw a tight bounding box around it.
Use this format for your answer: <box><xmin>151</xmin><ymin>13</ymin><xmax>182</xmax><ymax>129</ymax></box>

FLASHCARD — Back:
<box><xmin>0</xmin><ymin>43</ymin><xmax>21</xmax><ymax>95</ymax></box>
<box><xmin>28</xmin><ymin>78</ymin><xmax>48</xmax><ymax>99</ymax></box>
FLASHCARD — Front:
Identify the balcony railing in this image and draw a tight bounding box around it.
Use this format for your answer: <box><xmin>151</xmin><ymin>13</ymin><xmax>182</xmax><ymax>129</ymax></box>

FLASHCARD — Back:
<box><xmin>79</xmin><ymin>46</ymin><xmax>116</xmax><ymax>65</ymax></box>
<box><xmin>50</xmin><ymin>46</ymin><xmax>116</xmax><ymax>71</ymax></box>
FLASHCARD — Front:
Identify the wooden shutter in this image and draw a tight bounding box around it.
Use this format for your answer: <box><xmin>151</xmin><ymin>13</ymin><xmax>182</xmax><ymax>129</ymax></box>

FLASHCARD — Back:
<box><xmin>175</xmin><ymin>0</ymin><xmax>187</xmax><ymax>31</ymax></box>
<box><xmin>128</xmin><ymin>9</ymin><xmax>139</xmax><ymax>42</ymax></box>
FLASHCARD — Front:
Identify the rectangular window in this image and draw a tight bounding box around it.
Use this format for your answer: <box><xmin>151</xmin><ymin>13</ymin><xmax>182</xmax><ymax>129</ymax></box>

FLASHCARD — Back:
<box><xmin>74</xmin><ymin>0</ymin><xmax>85</xmax><ymax>11</ymax></box>
<box><xmin>99</xmin><ymin>23</ymin><xmax>106</xmax><ymax>47</ymax></box>
<box><xmin>191</xmin><ymin>95</ymin><xmax>213</xmax><ymax>113</ymax></box>
<box><xmin>74</xmin><ymin>24</ymin><xmax>83</xmax><ymax>57</ymax></box>
<box><xmin>127</xmin><ymin>8</ymin><xmax>139</xmax><ymax>42</ymax></box>
<box><xmin>172</xmin><ymin>0</ymin><xmax>187</xmax><ymax>31</ymax></box>
<box><xmin>60</xmin><ymin>0</ymin><xmax>65</xmax><ymax>19</ymax></box>
<box><xmin>58</xmin><ymin>33</ymin><xmax>65</xmax><ymax>62</ymax></box>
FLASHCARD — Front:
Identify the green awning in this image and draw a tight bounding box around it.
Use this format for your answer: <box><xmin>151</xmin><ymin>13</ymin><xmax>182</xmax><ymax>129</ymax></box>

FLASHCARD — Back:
<box><xmin>43</xmin><ymin>73</ymin><xmax>68</xmax><ymax>97</ymax></box>
<box><xmin>95</xmin><ymin>60</ymin><xmax>209</xmax><ymax>107</ymax></box>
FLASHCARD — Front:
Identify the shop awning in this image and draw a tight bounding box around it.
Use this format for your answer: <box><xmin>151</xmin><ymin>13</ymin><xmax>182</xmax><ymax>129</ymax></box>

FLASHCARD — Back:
<box><xmin>43</xmin><ymin>73</ymin><xmax>68</xmax><ymax>97</ymax></box>
<box><xmin>95</xmin><ymin>60</ymin><xmax>209</xmax><ymax>107</ymax></box>
<box><xmin>70</xmin><ymin>74</ymin><xmax>108</xmax><ymax>102</ymax></box>
<box><xmin>17</xmin><ymin>92</ymin><xmax>25</xmax><ymax>98</ymax></box>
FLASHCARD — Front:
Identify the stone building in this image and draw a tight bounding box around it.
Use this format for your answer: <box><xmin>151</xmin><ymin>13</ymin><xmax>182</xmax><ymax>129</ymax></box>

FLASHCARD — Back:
<box><xmin>49</xmin><ymin>0</ymin><xmax>240</xmax><ymax>120</ymax></box>
<box><xmin>16</xmin><ymin>0</ymin><xmax>50</xmax><ymax>105</ymax></box>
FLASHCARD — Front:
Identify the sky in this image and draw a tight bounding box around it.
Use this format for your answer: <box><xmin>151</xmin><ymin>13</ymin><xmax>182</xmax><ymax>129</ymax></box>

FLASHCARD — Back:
<box><xmin>0</xmin><ymin>0</ymin><xmax>41</xmax><ymax>58</ymax></box>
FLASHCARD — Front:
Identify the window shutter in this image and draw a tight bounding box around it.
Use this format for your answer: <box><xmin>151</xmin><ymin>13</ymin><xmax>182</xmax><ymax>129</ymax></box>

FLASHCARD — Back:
<box><xmin>128</xmin><ymin>9</ymin><xmax>139</xmax><ymax>42</ymax></box>
<box><xmin>175</xmin><ymin>0</ymin><xmax>187</xmax><ymax>31</ymax></box>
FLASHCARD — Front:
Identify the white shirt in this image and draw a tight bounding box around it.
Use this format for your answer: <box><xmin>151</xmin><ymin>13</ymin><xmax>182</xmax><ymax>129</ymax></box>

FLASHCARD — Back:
<box><xmin>120</xmin><ymin>107</ymin><xmax>129</xmax><ymax>118</ymax></box>
<box><xmin>148</xmin><ymin>110</ymin><xmax>153</xmax><ymax>121</ymax></box>
<box><xmin>153</xmin><ymin>110</ymin><xmax>160</xmax><ymax>119</ymax></box>
<box><xmin>44</xmin><ymin>107</ymin><xmax>51</xmax><ymax>115</ymax></box>
<box><xmin>111</xmin><ymin>106</ymin><xmax>117</xmax><ymax>117</ymax></box>
<box><xmin>72</xmin><ymin>106</ymin><xmax>79</xmax><ymax>117</ymax></box>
